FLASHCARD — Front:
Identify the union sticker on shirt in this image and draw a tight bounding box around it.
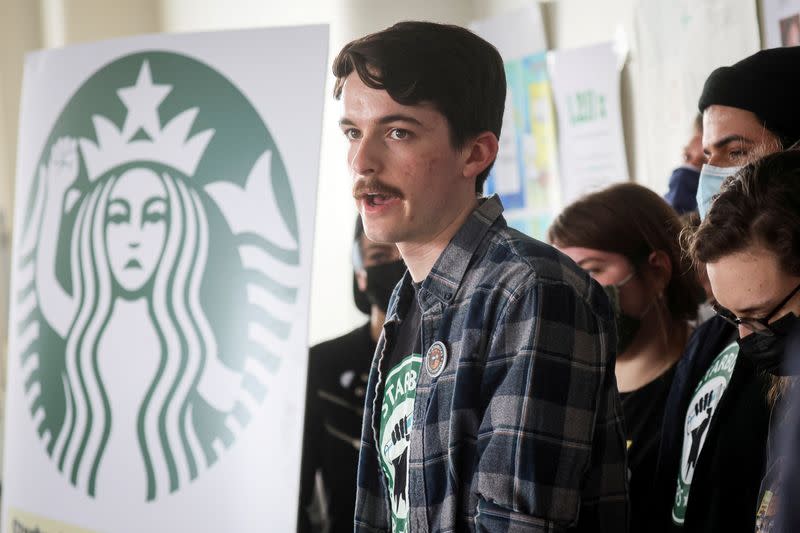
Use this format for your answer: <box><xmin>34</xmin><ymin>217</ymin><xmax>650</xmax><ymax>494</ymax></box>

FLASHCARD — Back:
<box><xmin>425</xmin><ymin>341</ymin><xmax>448</xmax><ymax>378</ymax></box>
<box><xmin>379</xmin><ymin>354</ymin><xmax>422</xmax><ymax>533</ymax></box>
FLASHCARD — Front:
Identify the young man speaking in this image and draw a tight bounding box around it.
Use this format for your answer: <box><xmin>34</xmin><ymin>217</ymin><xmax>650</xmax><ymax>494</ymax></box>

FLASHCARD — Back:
<box><xmin>334</xmin><ymin>22</ymin><xmax>628</xmax><ymax>532</ymax></box>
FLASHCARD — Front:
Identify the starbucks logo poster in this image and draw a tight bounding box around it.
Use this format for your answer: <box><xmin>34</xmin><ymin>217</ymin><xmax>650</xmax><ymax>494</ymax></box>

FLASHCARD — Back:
<box><xmin>2</xmin><ymin>27</ymin><xmax>327</xmax><ymax>533</ymax></box>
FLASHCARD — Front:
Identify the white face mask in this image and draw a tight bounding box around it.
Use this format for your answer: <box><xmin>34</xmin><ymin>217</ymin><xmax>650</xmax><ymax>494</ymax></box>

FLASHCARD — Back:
<box><xmin>695</xmin><ymin>164</ymin><xmax>743</xmax><ymax>219</ymax></box>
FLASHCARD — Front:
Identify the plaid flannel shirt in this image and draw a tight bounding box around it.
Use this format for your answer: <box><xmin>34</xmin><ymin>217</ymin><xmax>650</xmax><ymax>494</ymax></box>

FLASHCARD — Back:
<box><xmin>354</xmin><ymin>195</ymin><xmax>629</xmax><ymax>532</ymax></box>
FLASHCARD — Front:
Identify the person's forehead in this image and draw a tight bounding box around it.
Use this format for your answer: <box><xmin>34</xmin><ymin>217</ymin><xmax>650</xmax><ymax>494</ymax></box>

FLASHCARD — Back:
<box><xmin>702</xmin><ymin>105</ymin><xmax>764</xmax><ymax>143</ymax></box>
<box><xmin>340</xmin><ymin>73</ymin><xmax>442</xmax><ymax>124</ymax></box>
<box><xmin>707</xmin><ymin>247</ymin><xmax>783</xmax><ymax>311</ymax></box>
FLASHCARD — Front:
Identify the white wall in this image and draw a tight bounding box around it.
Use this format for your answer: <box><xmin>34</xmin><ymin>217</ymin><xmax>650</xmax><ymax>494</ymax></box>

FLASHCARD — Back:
<box><xmin>0</xmin><ymin>1</ymin><xmax>43</xmax><ymax>224</ymax></box>
<box><xmin>0</xmin><ymin>0</ymin><xmax>45</xmax><ymax>470</ymax></box>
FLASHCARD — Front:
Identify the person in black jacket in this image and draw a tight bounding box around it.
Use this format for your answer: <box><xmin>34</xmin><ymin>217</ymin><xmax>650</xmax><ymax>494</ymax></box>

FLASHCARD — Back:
<box><xmin>685</xmin><ymin>151</ymin><xmax>800</xmax><ymax>533</ymax></box>
<box><xmin>651</xmin><ymin>46</ymin><xmax>800</xmax><ymax>533</ymax></box>
<box><xmin>298</xmin><ymin>217</ymin><xmax>404</xmax><ymax>533</ymax></box>
<box><xmin>652</xmin><ymin>314</ymin><xmax>770</xmax><ymax>532</ymax></box>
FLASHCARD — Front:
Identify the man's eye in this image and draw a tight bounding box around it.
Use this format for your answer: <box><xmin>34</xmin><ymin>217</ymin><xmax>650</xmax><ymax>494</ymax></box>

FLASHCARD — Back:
<box><xmin>389</xmin><ymin>128</ymin><xmax>410</xmax><ymax>140</ymax></box>
<box><xmin>730</xmin><ymin>150</ymin><xmax>748</xmax><ymax>161</ymax></box>
<box><xmin>344</xmin><ymin>128</ymin><xmax>361</xmax><ymax>140</ymax></box>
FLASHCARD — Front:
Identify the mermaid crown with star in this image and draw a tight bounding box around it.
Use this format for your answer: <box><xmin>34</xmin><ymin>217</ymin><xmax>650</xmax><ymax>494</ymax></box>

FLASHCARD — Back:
<box><xmin>78</xmin><ymin>60</ymin><xmax>214</xmax><ymax>182</ymax></box>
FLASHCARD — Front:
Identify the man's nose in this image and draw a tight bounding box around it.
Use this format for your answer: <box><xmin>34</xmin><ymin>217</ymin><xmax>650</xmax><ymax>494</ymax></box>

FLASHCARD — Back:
<box><xmin>350</xmin><ymin>133</ymin><xmax>382</xmax><ymax>176</ymax></box>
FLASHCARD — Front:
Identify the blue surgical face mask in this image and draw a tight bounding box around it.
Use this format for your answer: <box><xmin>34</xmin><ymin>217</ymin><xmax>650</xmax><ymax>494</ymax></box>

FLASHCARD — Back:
<box><xmin>696</xmin><ymin>164</ymin><xmax>743</xmax><ymax>219</ymax></box>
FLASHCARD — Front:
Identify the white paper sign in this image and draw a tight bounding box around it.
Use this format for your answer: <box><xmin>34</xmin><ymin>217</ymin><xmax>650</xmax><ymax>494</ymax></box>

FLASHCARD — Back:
<box><xmin>548</xmin><ymin>42</ymin><xmax>628</xmax><ymax>205</ymax></box>
<box><xmin>2</xmin><ymin>26</ymin><xmax>328</xmax><ymax>533</ymax></box>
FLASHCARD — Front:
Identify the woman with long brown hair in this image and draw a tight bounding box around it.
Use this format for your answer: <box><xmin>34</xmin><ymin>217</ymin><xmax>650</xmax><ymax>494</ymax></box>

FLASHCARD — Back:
<box><xmin>549</xmin><ymin>183</ymin><xmax>704</xmax><ymax>532</ymax></box>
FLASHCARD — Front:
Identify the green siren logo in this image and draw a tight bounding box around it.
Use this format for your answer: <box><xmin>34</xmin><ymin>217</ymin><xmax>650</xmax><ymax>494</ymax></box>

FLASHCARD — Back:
<box><xmin>15</xmin><ymin>53</ymin><xmax>299</xmax><ymax>501</ymax></box>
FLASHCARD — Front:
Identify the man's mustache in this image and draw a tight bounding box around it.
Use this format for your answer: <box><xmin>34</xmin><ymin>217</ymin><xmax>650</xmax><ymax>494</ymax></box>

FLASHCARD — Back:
<box><xmin>352</xmin><ymin>179</ymin><xmax>404</xmax><ymax>199</ymax></box>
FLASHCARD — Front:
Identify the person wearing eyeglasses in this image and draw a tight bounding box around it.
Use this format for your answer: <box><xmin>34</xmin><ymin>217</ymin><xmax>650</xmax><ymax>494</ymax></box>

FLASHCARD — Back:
<box><xmin>649</xmin><ymin>48</ymin><xmax>800</xmax><ymax>533</ymax></box>
<box><xmin>685</xmin><ymin>150</ymin><xmax>800</xmax><ymax>533</ymax></box>
<box><xmin>650</xmin><ymin>211</ymin><xmax>771</xmax><ymax>531</ymax></box>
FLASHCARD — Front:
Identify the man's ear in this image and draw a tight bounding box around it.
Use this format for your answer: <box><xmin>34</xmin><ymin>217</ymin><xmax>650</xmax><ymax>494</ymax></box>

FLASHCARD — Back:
<box><xmin>462</xmin><ymin>131</ymin><xmax>499</xmax><ymax>181</ymax></box>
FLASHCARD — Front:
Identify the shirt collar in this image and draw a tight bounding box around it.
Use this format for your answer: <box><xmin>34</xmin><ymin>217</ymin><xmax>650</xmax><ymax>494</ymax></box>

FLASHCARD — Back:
<box><xmin>384</xmin><ymin>195</ymin><xmax>505</xmax><ymax>321</ymax></box>
<box><xmin>416</xmin><ymin>194</ymin><xmax>504</xmax><ymax>310</ymax></box>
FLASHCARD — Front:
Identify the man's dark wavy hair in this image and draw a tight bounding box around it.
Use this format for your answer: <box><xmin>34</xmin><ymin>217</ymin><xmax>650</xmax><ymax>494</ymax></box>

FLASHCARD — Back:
<box><xmin>333</xmin><ymin>21</ymin><xmax>506</xmax><ymax>194</ymax></box>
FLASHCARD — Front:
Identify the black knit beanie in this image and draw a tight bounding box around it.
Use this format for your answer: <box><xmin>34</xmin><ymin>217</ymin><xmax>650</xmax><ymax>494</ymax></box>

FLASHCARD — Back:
<box><xmin>698</xmin><ymin>46</ymin><xmax>800</xmax><ymax>147</ymax></box>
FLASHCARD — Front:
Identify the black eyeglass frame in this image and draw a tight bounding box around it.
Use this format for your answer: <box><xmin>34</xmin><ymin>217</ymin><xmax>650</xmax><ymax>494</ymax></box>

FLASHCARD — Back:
<box><xmin>712</xmin><ymin>280</ymin><xmax>800</xmax><ymax>336</ymax></box>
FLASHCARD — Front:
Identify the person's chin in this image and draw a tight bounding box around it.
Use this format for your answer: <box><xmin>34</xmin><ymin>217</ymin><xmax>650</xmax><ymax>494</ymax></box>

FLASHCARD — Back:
<box><xmin>364</xmin><ymin>222</ymin><xmax>406</xmax><ymax>245</ymax></box>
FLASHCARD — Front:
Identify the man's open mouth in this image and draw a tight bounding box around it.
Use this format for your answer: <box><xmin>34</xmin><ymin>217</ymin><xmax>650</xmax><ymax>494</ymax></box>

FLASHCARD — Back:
<box><xmin>125</xmin><ymin>259</ymin><xmax>142</xmax><ymax>269</ymax></box>
<box><xmin>364</xmin><ymin>193</ymin><xmax>395</xmax><ymax>207</ymax></box>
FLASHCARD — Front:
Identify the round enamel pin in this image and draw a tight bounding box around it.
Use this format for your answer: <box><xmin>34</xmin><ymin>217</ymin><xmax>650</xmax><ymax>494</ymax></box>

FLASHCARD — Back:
<box><xmin>425</xmin><ymin>341</ymin><xmax>448</xmax><ymax>378</ymax></box>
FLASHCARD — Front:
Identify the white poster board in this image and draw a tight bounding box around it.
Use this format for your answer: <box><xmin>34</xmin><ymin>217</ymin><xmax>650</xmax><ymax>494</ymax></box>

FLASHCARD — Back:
<box><xmin>548</xmin><ymin>42</ymin><xmax>628</xmax><ymax>205</ymax></box>
<box><xmin>634</xmin><ymin>0</ymin><xmax>760</xmax><ymax>193</ymax></box>
<box><xmin>472</xmin><ymin>5</ymin><xmax>559</xmax><ymax>240</ymax></box>
<box><xmin>3</xmin><ymin>25</ymin><xmax>328</xmax><ymax>533</ymax></box>
<box><xmin>762</xmin><ymin>0</ymin><xmax>800</xmax><ymax>48</ymax></box>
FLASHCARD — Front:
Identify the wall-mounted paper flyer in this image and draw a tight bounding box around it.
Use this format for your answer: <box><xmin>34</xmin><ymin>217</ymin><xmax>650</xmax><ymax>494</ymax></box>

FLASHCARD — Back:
<box><xmin>548</xmin><ymin>42</ymin><xmax>629</xmax><ymax>205</ymax></box>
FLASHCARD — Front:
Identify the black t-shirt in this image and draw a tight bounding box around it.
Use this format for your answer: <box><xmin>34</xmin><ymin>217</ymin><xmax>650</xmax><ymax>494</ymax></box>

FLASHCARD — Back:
<box><xmin>662</xmin><ymin>336</ymin><xmax>769</xmax><ymax>533</ymax></box>
<box><xmin>377</xmin><ymin>285</ymin><xmax>422</xmax><ymax>533</ymax></box>
<box><xmin>620</xmin><ymin>362</ymin><xmax>678</xmax><ymax>533</ymax></box>
<box><xmin>298</xmin><ymin>322</ymin><xmax>376</xmax><ymax>533</ymax></box>
<box><xmin>650</xmin><ymin>319</ymin><xmax>770</xmax><ymax>533</ymax></box>
<box><xmin>386</xmin><ymin>284</ymin><xmax>422</xmax><ymax>373</ymax></box>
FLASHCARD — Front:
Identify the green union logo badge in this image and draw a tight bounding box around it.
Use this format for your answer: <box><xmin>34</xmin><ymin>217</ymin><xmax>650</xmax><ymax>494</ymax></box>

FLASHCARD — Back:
<box><xmin>14</xmin><ymin>52</ymin><xmax>299</xmax><ymax>501</ymax></box>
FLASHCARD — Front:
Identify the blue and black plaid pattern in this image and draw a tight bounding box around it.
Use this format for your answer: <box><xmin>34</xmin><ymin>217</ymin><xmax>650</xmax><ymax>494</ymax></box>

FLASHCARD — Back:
<box><xmin>355</xmin><ymin>195</ymin><xmax>629</xmax><ymax>532</ymax></box>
